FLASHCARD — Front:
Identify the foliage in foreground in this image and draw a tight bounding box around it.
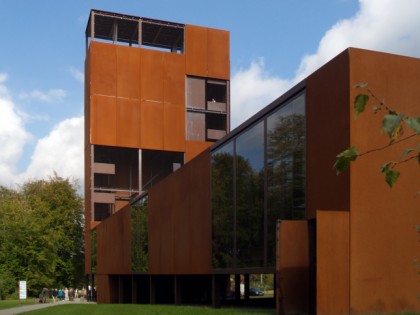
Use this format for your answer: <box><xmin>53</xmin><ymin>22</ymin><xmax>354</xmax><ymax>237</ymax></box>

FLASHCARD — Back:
<box><xmin>0</xmin><ymin>175</ymin><xmax>84</xmax><ymax>299</ymax></box>
<box><xmin>15</xmin><ymin>304</ymin><xmax>276</xmax><ymax>315</ymax></box>
<box><xmin>334</xmin><ymin>83</ymin><xmax>420</xmax><ymax>188</ymax></box>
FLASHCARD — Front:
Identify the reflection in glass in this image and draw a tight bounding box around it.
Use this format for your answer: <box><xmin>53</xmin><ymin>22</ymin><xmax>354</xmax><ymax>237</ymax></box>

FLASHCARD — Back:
<box><xmin>266</xmin><ymin>93</ymin><xmax>305</xmax><ymax>266</ymax></box>
<box><xmin>131</xmin><ymin>195</ymin><xmax>148</xmax><ymax>272</ymax></box>
<box><xmin>211</xmin><ymin>142</ymin><xmax>234</xmax><ymax>268</ymax></box>
<box><xmin>236</xmin><ymin>121</ymin><xmax>264</xmax><ymax>268</ymax></box>
<box><xmin>211</xmin><ymin>91</ymin><xmax>306</xmax><ymax>270</ymax></box>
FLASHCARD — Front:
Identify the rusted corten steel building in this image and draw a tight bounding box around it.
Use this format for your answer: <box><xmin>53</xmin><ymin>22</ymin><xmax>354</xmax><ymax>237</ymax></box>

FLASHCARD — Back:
<box><xmin>85</xmin><ymin>9</ymin><xmax>420</xmax><ymax>315</ymax></box>
<box><xmin>84</xmin><ymin>9</ymin><xmax>230</xmax><ymax>303</ymax></box>
<box><xmin>135</xmin><ymin>48</ymin><xmax>420</xmax><ymax>314</ymax></box>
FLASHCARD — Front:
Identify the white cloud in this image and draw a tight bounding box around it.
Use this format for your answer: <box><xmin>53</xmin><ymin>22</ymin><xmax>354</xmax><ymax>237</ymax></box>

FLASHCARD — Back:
<box><xmin>294</xmin><ymin>0</ymin><xmax>420</xmax><ymax>82</ymax></box>
<box><xmin>70</xmin><ymin>67</ymin><xmax>84</xmax><ymax>84</ymax></box>
<box><xmin>3</xmin><ymin>0</ymin><xmax>420</xmax><ymax>191</ymax></box>
<box><xmin>19</xmin><ymin>88</ymin><xmax>67</xmax><ymax>103</ymax></box>
<box><xmin>231</xmin><ymin>58</ymin><xmax>291</xmax><ymax>128</ymax></box>
<box><xmin>21</xmin><ymin>116</ymin><xmax>84</xmax><ymax>189</ymax></box>
<box><xmin>0</xmin><ymin>73</ymin><xmax>83</xmax><ymax>190</ymax></box>
<box><xmin>0</xmin><ymin>73</ymin><xmax>7</xmax><ymax>83</ymax></box>
<box><xmin>231</xmin><ymin>0</ymin><xmax>420</xmax><ymax>126</ymax></box>
<box><xmin>0</xmin><ymin>74</ymin><xmax>32</xmax><ymax>187</ymax></box>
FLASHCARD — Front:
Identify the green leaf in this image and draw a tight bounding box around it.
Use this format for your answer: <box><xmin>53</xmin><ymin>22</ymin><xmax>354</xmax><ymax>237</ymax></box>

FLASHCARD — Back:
<box><xmin>372</xmin><ymin>106</ymin><xmax>382</xmax><ymax>114</ymax></box>
<box><xmin>381</xmin><ymin>113</ymin><xmax>405</xmax><ymax>141</ymax></box>
<box><xmin>353</xmin><ymin>82</ymin><xmax>368</xmax><ymax>88</ymax></box>
<box><xmin>380</xmin><ymin>161</ymin><xmax>393</xmax><ymax>173</ymax></box>
<box><xmin>380</xmin><ymin>161</ymin><xmax>400</xmax><ymax>188</ymax></box>
<box><xmin>405</xmin><ymin>116</ymin><xmax>420</xmax><ymax>134</ymax></box>
<box><xmin>354</xmin><ymin>94</ymin><xmax>369</xmax><ymax>119</ymax></box>
<box><xmin>400</xmin><ymin>148</ymin><xmax>414</xmax><ymax>159</ymax></box>
<box><xmin>385</xmin><ymin>169</ymin><xmax>400</xmax><ymax>188</ymax></box>
<box><xmin>334</xmin><ymin>146</ymin><xmax>359</xmax><ymax>174</ymax></box>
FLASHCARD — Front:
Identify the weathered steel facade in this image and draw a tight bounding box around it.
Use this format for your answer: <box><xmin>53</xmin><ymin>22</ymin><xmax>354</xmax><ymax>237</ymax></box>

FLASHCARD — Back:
<box><xmin>84</xmin><ymin>9</ymin><xmax>230</xmax><ymax>303</ymax></box>
<box><xmin>85</xmin><ymin>9</ymin><xmax>420</xmax><ymax>314</ymax></box>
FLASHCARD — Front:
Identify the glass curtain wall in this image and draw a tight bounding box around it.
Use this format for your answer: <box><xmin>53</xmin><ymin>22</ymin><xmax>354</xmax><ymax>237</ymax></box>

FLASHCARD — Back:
<box><xmin>211</xmin><ymin>91</ymin><xmax>306</xmax><ymax>269</ymax></box>
<box><xmin>131</xmin><ymin>195</ymin><xmax>149</xmax><ymax>272</ymax></box>
<box><xmin>266</xmin><ymin>95</ymin><xmax>305</xmax><ymax>265</ymax></box>
<box><xmin>211</xmin><ymin>142</ymin><xmax>234</xmax><ymax>268</ymax></box>
<box><xmin>236</xmin><ymin>121</ymin><xmax>264</xmax><ymax>267</ymax></box>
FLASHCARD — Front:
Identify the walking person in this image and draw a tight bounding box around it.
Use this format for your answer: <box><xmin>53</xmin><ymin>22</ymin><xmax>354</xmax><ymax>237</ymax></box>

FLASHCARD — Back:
<box><xmin>52</xmin><ymin>288</ymin><xmax>58</xmax><ymax>303</ymax></box>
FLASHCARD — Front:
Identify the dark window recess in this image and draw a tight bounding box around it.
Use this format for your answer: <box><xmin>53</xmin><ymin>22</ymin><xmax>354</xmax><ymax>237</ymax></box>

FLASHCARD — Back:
<box><xmin>206</xmin><ymin>113</ymin><xmax>227</xmax><ymax>141</ymax></box>
<box><xmin>86</xmin><ymin>9</ymin><xmax>185</xmax><ymax>53</ymax></box>
<box><xmin>186</xmin><ymin>76</ymin><xmax>229</xmax><ymax>142</ymax></box>
<box><xmin>93</xmin><ymin>145</ymin><xmax>139</xmax><ymax>193</ymax></box>
<box><xmin>92</xmin><ymin>145</ymin><xmax>139</xmax><ymax>222</ymax></box>
<box><xmin>206</xmin><ymin>80</ymin><xmax>227</xmax><ymax>105</ymax></box>
<box><xmin>141</xmin><ymin>150</ymin><xmax>184</xmax><ymax>190</ymax></box>
<box><xmin>94</xmin><ymin>203</ymin><xmax>114</xmax><ymax>222</ymax></box>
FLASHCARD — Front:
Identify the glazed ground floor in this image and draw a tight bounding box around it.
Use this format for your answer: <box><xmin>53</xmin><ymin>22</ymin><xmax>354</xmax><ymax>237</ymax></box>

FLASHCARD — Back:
<box><xmin>86</xmin><ymin>273</ymin><xmax>279</xmax><ymax>308</ymax></box>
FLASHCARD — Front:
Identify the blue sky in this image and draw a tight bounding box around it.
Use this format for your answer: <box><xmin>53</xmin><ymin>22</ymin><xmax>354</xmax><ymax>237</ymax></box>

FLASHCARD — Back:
<box><xmin>1</xmin><ymin>0</ymin><xmax>420</xmax><ymax>190</ymax></box>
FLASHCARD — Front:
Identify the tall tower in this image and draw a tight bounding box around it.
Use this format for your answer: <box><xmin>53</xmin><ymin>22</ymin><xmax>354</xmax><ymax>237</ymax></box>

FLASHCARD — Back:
<box><xmin>84</xmin><ymin>9</ymin><xmax>230</xmax><ymax>278</ymax></box>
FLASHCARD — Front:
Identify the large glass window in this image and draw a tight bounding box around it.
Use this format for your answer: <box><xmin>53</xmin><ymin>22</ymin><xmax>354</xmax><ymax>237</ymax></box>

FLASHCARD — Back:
<box><xmin>131</xmin><ymin>195</ymin><xmax>149</xmax><ymax>272</ymax></box>
<box><xmin>266</xmin><ymin>93</ymin><xmax>305</xmax><ymax>265</ymax></box>
<box><xmin>235</xmin><ymin>121</ymin><xmax>265</xmax><ymax>268</ymax></box>
<box><xmin>211</xmin><ymin>91</ymin><xmax>305</xmax><ymax>270</ymax></box>
<box><xmin>211</xmin><ymin>141</ymin><xmax>234</xmax><ymax>268</ymax></box>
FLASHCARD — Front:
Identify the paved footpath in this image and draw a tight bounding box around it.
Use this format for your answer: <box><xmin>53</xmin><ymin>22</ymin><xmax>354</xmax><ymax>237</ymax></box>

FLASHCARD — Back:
<box><xmin>0</xmin><ymin>300</ymin><xmax>94</xmax><ymax>315</ymax></box>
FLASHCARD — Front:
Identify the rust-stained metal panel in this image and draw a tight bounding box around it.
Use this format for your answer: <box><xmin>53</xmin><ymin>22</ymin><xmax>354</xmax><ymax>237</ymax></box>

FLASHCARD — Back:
<box><xmin>186</xmin><ymin>77</ymin><xmax>205</xmax><ymax>109</ymax></box>
<box><xmin>185</xmin><ymin>25</ymin><xmax>207</xmax><ymax>77</ymax></box>
<box><xmin>140</xmin><ymin>49</ymin><xmax>164</xmax><ymax>102</ymax></box>
<box><xmin>94</xmin><ymin>162</ymin><xmax>115</xmax><ymax>175</ymax></box>
<box><xmin>185</xmin><ymin>140</ymin><xmax>212</xmax><ymax>162</ymax></box>
<box><xmin>316</xmin><ymin>210</ymin><xmax>350</xmax><ymax>315</ymax></box>
<box><xmin>96</xmin><ymin>275</ymin><xmax>110</xmax><ymax>303</ymax></box>
<box><xmin>140</xmin><ymin>100</ymin><xmax>164</xmax><ymax>150</ymax></box>
<box><xmin>115</xmin><ymin>200</ymin><xmax>130</xmax><ymax>212</ymax></box>
<box><xmin>85</xmin><ymin>54</ymin><xmax>91</xmax><ymax>145</ymax></box>
<box><xmin>276</xmin><ymin>220</ymin><xmax>310</xmax><ymax>315</ymax></box>
<box><xmin>117</xmin><ymin>45</ymin><xmax>141</xmax><ymax>99</ymax></box>
<box><xmin>207</xmin><ymin>101</ymin><xmax>226</xmax><ymax>112</ymax></box>
<box><xmin>90</xmin><ymin>42</ymin><xmax>117</xmax><ymax>96</ymax></box>
<box><xmin>148</xmin><ymin>149</ymin><xmax>211</xmax><ymax>274</ymax></box>
<box><xmin>207</xmin><ymin>28</ymin><xmax>230</xmax><ymax>80</ymax></box>
<box><xmin>186</xmin><ymin>111</ymin><xmax>205</xmax><ymax>141</ymax></box>
<box><xmin>116</xmin><ymin>98</ymin><xmax>141</xmax><ymax>148</ymax></box>
<box><xmin>148</xmin><ymin>194</ymin><xmax>175</xmax><ymax>273</ymax></box>
<box><xmin>347</xmin><ymin>48</ymin><xmax>420</xmax><ymax>314</ymax></box>
<box><xmin>206</xmin><ymin>129</ymin><xmax>226</xmax><ymax>141</ymax></box>
<box><xmin>164</xmin><ymin>103</ymin><xmax>186</xmax><ymax>152</ymax></box>
<box><xmin>91</xmin><ymin>95</ymin><xmax>117</xmax><ymax>146</ymax></box>
<box><xmin>164</xmin><ymin>52</ymin><xmax>185</xmax><ymax>105</ymax></box>
<box><xmin>84</xmin><ymin>143</ymin><xmax>92</xmax><ymax>274</ymax></box>
<box><xmin>96</xmin><ymin>206</ymin><xmax>132</xmax><ymax>274</ymax></box>
<box><xmin>94</xmin><ymin>192</ymin><xmax>116</xmax><ymax>204</ymax></box>
<box><xmin>306</xmin><ymin>50</ymin><xmax>350</xmax><ymax>219</ymax></box>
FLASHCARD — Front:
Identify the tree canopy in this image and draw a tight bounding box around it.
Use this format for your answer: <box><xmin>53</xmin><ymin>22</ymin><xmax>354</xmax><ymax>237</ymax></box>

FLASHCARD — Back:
<box><xmin>0</xmin><ymin>175</ymin><xmax>84</xmax><ymax>299</ymax></box>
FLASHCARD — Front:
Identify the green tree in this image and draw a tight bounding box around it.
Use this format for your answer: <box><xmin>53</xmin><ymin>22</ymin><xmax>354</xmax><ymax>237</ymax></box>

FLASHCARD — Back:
<box><xmin>0</xmin><ymin>175</ymin><xmax>84</xmax><ymax>298</ymax></box>
<box><xmin>334</xmin><ymin>83</ymin><xmax>420</xmax><ymax>187</ymax></box>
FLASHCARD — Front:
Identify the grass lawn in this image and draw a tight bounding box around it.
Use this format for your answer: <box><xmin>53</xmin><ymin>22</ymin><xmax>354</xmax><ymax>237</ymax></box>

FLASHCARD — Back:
<box><xmin>0</xmin><ymin>299</ymin><xmax>36</xmax><ymax>310</ymax></box>
<box><xmin>16</xmin><ymin>304</ymin><xmax>276</xmax><ymax>315</ymax></box>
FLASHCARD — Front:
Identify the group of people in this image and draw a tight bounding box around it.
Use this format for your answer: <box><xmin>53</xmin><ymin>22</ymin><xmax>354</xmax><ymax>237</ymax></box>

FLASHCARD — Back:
<box><xmin>39</xmin><ymin>286</ymin><xmax>97</xmax><ymax>303</ymax></box>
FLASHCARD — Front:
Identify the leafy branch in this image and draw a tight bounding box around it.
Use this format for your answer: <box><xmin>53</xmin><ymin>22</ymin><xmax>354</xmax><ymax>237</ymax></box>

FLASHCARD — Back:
<box><xmin>334</xmin><ymin>83</ymin><xmax>420</xmax><ymax>187</ymax></box>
